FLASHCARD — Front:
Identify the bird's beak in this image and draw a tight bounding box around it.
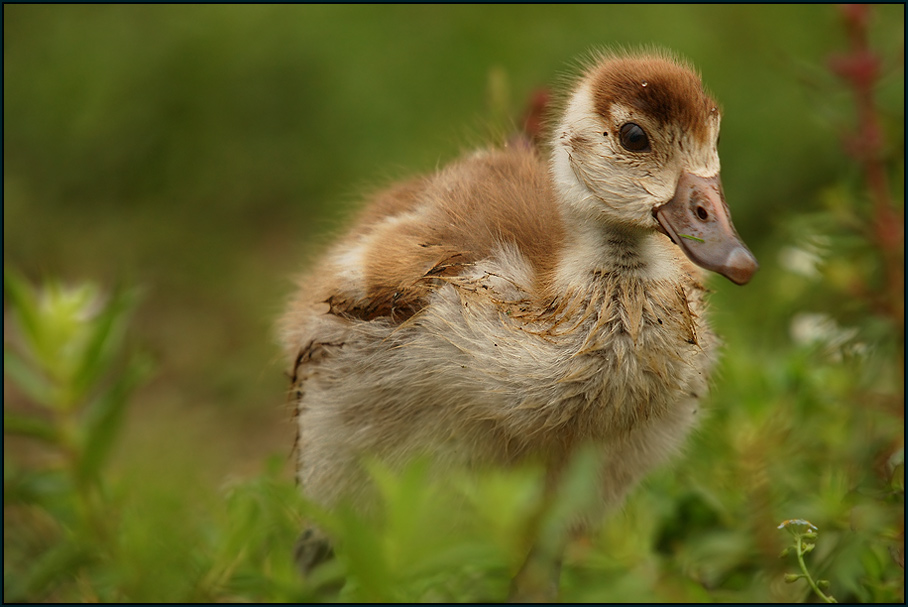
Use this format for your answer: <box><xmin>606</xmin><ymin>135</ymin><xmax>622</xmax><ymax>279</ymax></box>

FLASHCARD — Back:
<box><xmin>654</xmin><ymin>172</ymin><xmax>758</xmax><ymax>285</ymax></box>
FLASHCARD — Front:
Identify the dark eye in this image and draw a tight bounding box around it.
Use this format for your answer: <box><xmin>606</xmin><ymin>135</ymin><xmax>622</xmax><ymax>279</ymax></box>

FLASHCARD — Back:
<box><xmin>619</xmin><ymin>123</ymin><xmax>650</xmax><ymax>152</ymax></box>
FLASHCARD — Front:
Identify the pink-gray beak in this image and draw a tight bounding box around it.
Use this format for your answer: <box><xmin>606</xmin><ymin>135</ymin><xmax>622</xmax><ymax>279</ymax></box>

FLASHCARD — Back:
<box><xmin>654</xmin><ymin>172</ymin><xmax>758</xmax><ymax>285</ymax></box>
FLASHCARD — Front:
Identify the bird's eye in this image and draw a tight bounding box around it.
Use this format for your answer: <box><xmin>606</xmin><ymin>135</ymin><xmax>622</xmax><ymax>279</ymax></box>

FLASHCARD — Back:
<box><xmin>619</xmin><ymin>123</ymin><xmax>650</xmax><ymax>152</ymax></box>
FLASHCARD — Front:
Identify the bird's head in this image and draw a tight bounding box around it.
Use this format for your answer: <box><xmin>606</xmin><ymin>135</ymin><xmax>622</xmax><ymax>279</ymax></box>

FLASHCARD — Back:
<box><xmin>551</xmin><ymin>51</ymin><xmax>758</xmax><ymax>285</ymax></box>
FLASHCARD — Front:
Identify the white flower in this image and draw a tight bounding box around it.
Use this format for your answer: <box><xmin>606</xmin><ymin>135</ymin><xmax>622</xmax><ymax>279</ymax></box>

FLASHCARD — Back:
<box><xmin>778</xmin><ymin>519</ymin><xmax>818</xmax><ymax>531</ymax></box>
<box><xmin>790</xmin><ymin>312</ymin><xmax>864</xmax><ymax>362</ymax></box>
<box><xmin>778</xmin><ymin>236</ymin><xmax>829</xmax><ymax>279</ymax></box>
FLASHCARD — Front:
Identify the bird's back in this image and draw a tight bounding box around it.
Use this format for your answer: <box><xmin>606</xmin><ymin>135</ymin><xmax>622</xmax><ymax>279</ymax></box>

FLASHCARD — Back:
<box><xmin>282</xmin><ymin>143</ymin><xmax>561</xmax><ymax>331</ymax></box>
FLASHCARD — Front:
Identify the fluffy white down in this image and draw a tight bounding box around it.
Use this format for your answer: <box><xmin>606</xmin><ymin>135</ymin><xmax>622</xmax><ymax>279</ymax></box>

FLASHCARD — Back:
<box><xmin>295</xmin><ymin>242</ymin><xmax>714</xmax><ymax>516</ymax></box>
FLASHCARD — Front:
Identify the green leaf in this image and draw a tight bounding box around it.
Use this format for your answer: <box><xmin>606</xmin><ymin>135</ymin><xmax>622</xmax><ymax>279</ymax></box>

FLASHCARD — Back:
<box><xmin>3</xmin><ymin>268</ymin><xmax>42</xmax><ymax>353</ymax></box>
<box><xmin>13</xmin><ymin>538</ymin><xmax>94</xmax><ymax>602</ymax></box>
<box><xmin>678</xmin><ymin>233</ymin><xmax>705</xmax><ymax>243</ymax></box>
<box><xmin>3</xmin><ymin>347</ymin><xmax>53</xmax><ymax>407</ymax></box>
<box><xmin>4</xmin><ymin>466</ymin><xmax>72</xmax><ymax>512</ymax></box>
<box><xmin>3</xmin><ymin>411</ymin><xmax>58</xmax><ymax>444</ymax></box>
<box><xmin>334</xmin><ymin>505</ymin><xmax>392</xmax><ymax>602</ymax></box>
<box><xmin>71</xmin><ymin>285</ymin><xmax>141</xmax><ymax>400</ymax></box>
<box><xmin>78</xmin><ymin>352</ymin><xmax>153</xmax><ymax>482</ymax></box>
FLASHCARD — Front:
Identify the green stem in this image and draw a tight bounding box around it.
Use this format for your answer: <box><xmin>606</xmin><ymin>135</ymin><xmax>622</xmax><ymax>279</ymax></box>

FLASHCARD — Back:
<box><xmin>58</xmin><ymin>407</ymin><xmax>110</xmax><ymax>544</ymax></box>
<box><xmin>795</xmin><ymin>535</ymin><xmax>836</xmax><ymax>604</ymax></box>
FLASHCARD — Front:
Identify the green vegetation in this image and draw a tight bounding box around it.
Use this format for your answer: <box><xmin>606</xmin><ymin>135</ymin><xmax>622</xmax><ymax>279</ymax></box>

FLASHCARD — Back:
<box><xmin>779</xmin><ymin>519</ymin><xmax>837</xmax><ymax>603</ymax></box>
<box><xmin>4</xmin><ymin>4</ymin><xmax>903</xmax><ymax>602</ymax></box>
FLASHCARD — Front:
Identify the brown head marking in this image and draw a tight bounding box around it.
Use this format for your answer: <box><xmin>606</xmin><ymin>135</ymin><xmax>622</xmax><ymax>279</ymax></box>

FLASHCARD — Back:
<box><xmin>590</xmin><ymin>55</ymin><xmax>718</xmax><ymax>144</ymax></box>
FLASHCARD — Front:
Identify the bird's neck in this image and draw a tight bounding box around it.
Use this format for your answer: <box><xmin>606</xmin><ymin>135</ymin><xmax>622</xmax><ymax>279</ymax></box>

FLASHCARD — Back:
<box><xmin>549</xmin><ymin>215</ymin><xmax>679</xmax><ymax>294</ymax></box>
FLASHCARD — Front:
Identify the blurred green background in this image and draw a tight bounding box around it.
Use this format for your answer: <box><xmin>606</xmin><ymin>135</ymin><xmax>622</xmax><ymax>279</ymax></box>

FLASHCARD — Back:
<box><xmin>4</xmin><ymin>4</ymin><xmax>904</xmax><ymax>602</ymax></box>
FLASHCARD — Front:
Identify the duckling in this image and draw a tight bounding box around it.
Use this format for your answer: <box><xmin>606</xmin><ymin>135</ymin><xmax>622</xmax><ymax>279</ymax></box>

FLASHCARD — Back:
<box><xmin>280</xmin><ymin>49</ymin><xmax>757</xmax><ymax>600</ymax></box>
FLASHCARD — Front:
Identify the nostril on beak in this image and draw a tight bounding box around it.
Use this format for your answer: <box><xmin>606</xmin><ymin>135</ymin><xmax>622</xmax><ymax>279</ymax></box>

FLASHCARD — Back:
<box><xmin>696</xmin><ymin>206</ymin><xmax>709</xmax><ymax>221</ymax></box>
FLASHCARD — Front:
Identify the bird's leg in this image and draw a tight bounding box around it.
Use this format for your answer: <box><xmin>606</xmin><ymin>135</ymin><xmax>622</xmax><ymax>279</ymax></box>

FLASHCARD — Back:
<box><xmin>294</xmin><ymin>524</ymin><xmax>334</xmax><ymax>576</ymax></box>
<box><xmin>507</xmin><ymin>459</ymin><xmax>572</xmax><ymax>603</ymax></box>
<box><xmin>508</xmin><ymin>542</ymin><xmax>564</xmax><ymax>603</ymax></box>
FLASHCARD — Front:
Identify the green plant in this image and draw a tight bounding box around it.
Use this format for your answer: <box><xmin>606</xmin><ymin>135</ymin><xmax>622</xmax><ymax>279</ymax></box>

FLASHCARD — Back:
<box><xmin>293</xmin><ymin>452</ymin><xmax>602</xmax><ymax>603</ymax></box>
<box><xmin>4</xmin><ymin>270</ymin><xmax>151</xmax><ymax>601</ymax></box>
<box><xmin>779</xmin><ymin>519</ymin><xmax>838</xmax><ymax>603</ymax></box>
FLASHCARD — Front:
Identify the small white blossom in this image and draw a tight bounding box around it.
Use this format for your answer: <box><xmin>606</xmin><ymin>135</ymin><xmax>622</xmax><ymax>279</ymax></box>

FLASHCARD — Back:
<box><xmin>790</xmin><ymin>312</ymin><xmax>864</xmax><ymax>362</ymax></box>
<box><xmin>778</xmin><ymin>236</ymin><xmax>829</xmax><ymax>279</ymax></box>
<box><xmin>778</xmin><ymin>519</ymin><xmax>818</xmax><ymax>531</ymax></box>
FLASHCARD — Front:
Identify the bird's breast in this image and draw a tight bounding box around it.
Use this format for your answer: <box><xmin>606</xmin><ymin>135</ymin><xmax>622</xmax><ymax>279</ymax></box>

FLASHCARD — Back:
<box><xmin>404</xmin><ymin>262</ymin><xmax>716</xmax><ymax>459</ymax></box>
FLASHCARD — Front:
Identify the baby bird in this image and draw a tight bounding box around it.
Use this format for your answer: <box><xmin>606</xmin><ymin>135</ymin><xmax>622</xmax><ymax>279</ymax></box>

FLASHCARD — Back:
<box><xmin>280</xmin><ymin>50</ymin><xmax>757</xmax><ymax>599</ymax></box>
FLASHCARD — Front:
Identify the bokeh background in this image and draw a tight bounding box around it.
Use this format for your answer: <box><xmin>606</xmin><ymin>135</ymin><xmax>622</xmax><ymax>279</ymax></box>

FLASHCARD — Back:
<box><xmin>4</xmin><ymin>4</ymin><xmax>904</xmax><ymax>602</ymax></box>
